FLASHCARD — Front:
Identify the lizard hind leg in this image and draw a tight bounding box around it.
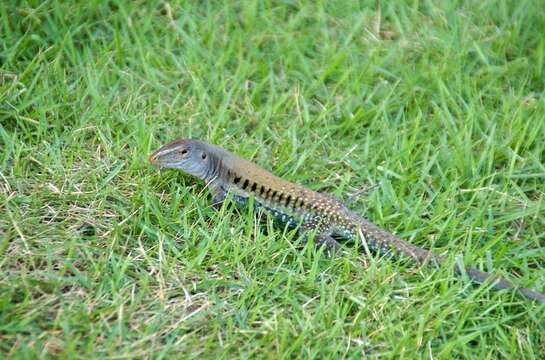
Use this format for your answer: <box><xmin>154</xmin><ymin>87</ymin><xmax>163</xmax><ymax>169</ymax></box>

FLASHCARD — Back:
<box><xmin>311</xmin><ymin>233</ymin><xmax>342</xmax><ymax>256</ymax></box>
<box><xmin>299</xmin><ymin>221</ymin><xmax>342</xmax><ymax>255</ymax></box>
<box><xmin>316</xmin><ymin>234</ymin><xmax>342</xmax><ymax>250</ymax></box>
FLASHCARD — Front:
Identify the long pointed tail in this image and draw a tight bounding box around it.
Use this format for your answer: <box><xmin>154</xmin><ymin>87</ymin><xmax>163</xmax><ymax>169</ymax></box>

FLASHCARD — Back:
<box><xmin>464</xmin><ymin>267</ymin><xmax>545</xmax><ymax>303</ymax></box>
<box><xmin>358</xmin><ymin>219</ymin><xmax>545</xmax><ymax>303</ymax></box>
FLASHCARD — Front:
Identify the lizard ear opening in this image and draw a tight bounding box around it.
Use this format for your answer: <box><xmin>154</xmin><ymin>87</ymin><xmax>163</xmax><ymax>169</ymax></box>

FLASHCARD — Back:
<box><xmin>201</xmin><ymin>152</ymin><xmax>207</xmax><ymax>160</ymax></box>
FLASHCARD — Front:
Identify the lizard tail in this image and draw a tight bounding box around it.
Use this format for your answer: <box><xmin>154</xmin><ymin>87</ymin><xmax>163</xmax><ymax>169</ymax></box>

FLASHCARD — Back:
<box><xmin>464</xmin><ymin>267</ymin><xmax>545</xmax><ymax>303</ymax></box>
<box><xmin>358</xmin><ymin>219</ymin><xmax>545</xmax><ymax>304</ymax></box>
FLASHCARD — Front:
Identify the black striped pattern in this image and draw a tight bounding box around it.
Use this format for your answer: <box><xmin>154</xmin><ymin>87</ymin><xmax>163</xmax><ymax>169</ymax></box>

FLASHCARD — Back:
<box><xmin>285</xmin><ymin>195</ymin><xmax>292</xmax><ymax>206</ymax></box>
<box><xmin>229</xmin><ymin>172</ymin><xmax>309</xmax><ymax>210</ymax></box>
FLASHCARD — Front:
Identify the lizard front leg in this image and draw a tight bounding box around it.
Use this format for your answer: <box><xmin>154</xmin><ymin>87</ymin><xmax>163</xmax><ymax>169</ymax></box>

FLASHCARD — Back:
<box><xmin>210</xmin><ymin>184</ymin><xmax>227</xmax><ymax>210</ymax></box>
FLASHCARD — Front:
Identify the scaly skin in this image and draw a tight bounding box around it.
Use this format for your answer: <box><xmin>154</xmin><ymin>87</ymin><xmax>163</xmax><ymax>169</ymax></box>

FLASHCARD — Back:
<box><xmin>149</xmin><ymin>139</ymin><xmax>545</xmax><ymax>303</ymax></box>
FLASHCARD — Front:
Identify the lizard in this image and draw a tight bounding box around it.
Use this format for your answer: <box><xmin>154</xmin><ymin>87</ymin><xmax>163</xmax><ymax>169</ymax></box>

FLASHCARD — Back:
<box><xmin>149</xmin><ymin>138</ymin><xmax>545</xmax><ymax>303</ymax></box>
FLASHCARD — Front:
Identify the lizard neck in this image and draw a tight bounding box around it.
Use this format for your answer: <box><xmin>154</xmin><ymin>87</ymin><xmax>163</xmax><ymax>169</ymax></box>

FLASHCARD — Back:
<box><xmin>200</xmin><ymin>151</ymin><xmax>225</xmax><ymax>184</ymax></box>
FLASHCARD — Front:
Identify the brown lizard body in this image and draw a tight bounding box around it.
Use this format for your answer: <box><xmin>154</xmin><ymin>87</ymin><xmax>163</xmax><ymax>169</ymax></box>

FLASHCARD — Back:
<box><xmin>150</xmin><ymin>139</ymin><xmax>545</xmax><ymax>303</ymax></box>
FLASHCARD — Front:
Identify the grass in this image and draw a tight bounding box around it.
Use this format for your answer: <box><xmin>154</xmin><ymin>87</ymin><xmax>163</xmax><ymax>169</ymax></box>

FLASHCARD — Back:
<box><xmin>1</xmin><ymin>0</ymin><xmax>545</xmax><ymax>357</ymax></box>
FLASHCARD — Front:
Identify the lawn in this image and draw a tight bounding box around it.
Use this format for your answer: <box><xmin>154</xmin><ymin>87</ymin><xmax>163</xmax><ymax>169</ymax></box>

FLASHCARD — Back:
<box><xmin>1</xmin><ymin>0</ymin><xmax>545</xmax><ymax>358</ymax></box>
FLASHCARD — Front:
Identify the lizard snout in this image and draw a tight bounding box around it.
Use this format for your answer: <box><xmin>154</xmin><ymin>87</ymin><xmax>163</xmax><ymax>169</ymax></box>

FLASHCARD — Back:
<box><xmin>149</xmin><ymin>151</ymin><xmax>160</xmax><ymax>164</ymax></box>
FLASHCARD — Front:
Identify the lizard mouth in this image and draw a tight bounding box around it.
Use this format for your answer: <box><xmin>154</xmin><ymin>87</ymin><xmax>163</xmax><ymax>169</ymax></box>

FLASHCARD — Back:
<box><xmin>149</xmin><ymin>147</ymin><xmax>173</xmax><ymax>165</ymax></box>
<box><xmin>149</xmin><ymin>152</ymin><xmax>160</xmax><ymax>165</ymax></box>
<box><xmin>149</xmin><ymin>150</ymin><xmax>178</xmax><ymax>168</ymax></box>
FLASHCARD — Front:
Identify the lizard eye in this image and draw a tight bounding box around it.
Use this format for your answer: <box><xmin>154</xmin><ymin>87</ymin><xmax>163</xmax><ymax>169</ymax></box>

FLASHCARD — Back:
<box><xmin>181</xmin><ymin>149</ymin><xmax>188</xmax><ymax>155</ymax></box>
<box><xmin>201</xmin><ymin>153</ymin><xmax>207</xmax><ymax>159</ymax></box>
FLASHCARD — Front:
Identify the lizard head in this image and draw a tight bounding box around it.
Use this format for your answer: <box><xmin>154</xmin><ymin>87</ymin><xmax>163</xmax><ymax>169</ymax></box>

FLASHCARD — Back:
<box><xmin>149</xmin><ymin>139</ymin><xmax>211</xmax><ymax>179</ymax></box>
